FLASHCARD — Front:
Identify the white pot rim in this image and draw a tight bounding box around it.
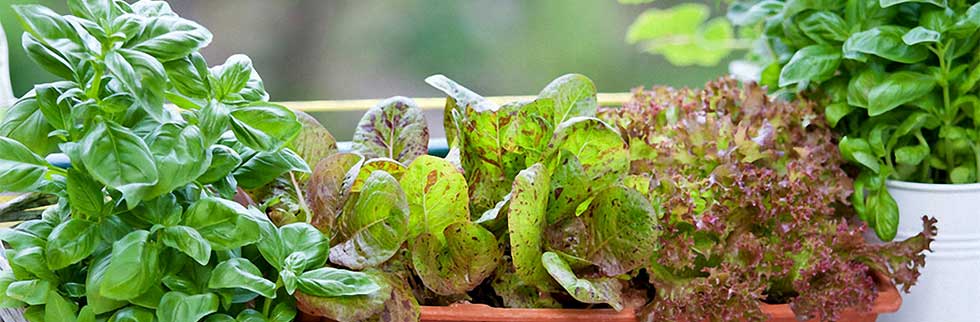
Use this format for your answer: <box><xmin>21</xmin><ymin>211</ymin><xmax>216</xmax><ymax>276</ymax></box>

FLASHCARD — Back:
<box><xmin>886</xmin><ymin>179</ymin><xmax>980</xmax><ymax>192</ymax></box>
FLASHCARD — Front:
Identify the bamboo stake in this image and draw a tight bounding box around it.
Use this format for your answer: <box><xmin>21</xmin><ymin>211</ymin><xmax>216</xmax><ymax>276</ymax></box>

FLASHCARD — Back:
<box><xmin>277</xmin><ymin>92</ymin><xmax>634</xmax><ymax>112</ymax></box>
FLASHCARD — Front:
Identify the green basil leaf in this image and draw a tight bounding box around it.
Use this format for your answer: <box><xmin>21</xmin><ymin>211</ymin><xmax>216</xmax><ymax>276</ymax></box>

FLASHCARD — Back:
<box><xmin>197</xmin><ymin>102</ymin><xmax>229</xmax><ymax>145</ymax></box>
<box><xmin>46</xmin><ymin>218</ymin><xmax>99</xmax><ymax>270</ymax></box>
<box><xmin>12</xmin><ymin>5</ymin><xmax>90</xmax><ymax>66</ymax></box>
<box><xmin>160</xmin><ymin>225</ymin><xmax>211</xmax><ymax>265</ymax></box>
<box><xmin>78</xmin><ymin>118</ymin><xmax>158</xmax><ymax>207</ymax></box>
<box><xmin>104</xmin><ymin>49</ymin><xmax>168</xmax><ymax>121</ymax></box>
<box><xmin>295</xmin><ymin>267</ymin><xmax>380</xmax><ymax>297</ymax></box>
<box><xmin>101</xmin><ymin>230</ymin><xmax>161</xmax><ymax>300</ymax></box>
<box><xmin>867</xmin><ymin>71</ymin><xmax>936</xmax><ymax>116</ymax></box>
<box><xmin>824</xmin><ymin>102</ymin><xmax>853</xmax><ymax>127</ymax></box>
<box><xmin>0</xmin><ymin>136</ymin><xmax>51</xmax><ymax>192</ymax></box>
<box><xmin>902</xmin><ymin>26</ymin><xmax>940</xmax><ymax>45</ymax></box>
<box><xmin>210</xmin><ymin>54</ymin><xmax>253</xmax><ymax>100</ymax></box>
<box><xmin>68</xmin><ymin>0</ymin><xmax>113</xmax><ymax>24</ymax></box>
<box><xmin>798</xmin><ymin>11</ymin><xmax>849</xmax><ymax>43</ymax></box>
<box><xmin>269</xmin><ymin>302</ymin><xmax>297</xmax><ymax>322</ymax></box>
<box><xmin>0</xmin><ymin>271</ymin><xmax>25</xmax><ymax>308</ymax></box>
<box><xmin>846</xmin><ymin>67</ymin><xmax>884</xmax><ymax>108</ymax></box>
<box><xmin>839</xmin><ymin>137</ymin><xmax>881</xmax><ymax>173</ymax></box>
<box><xmin>124</xmin><ymin>16</ymin><xmax>212</xmax><ymax>62</ymax></box>
<box><xmin>163</xmin><ymin>52</ymin><xmax>211</xmax><ymax>100</ymax></box>
<box><xmin>229</xmin><ymin>103</ymin><xmax>301</xmax><ymax>152</ymax></box>
<box><xmin>183</xmin><ymin>197</ymin><xmax>262</xmax><ymax>251</ymax></box>
<box><xmin>198</xmin><ymin>145</ymin><xmax>241</xmax><ymax>184</ymax></box>
<box><xmin>950</xmin><ymin>2</ymin><xmax>980</xmax><ymax>35</ymax></box>
<box><xmin>895</xmin><ymin>144</ymin><xmax>929</xmax><ymax>166</ymax></box>
<box><xmin>351</xmin><ymin>97</ymin><xmax>429</xmax><ymax>164</ymax></box>
<box><xmin>46</xmin><ymin>290</ymin><xmax>79</xmax><ymax>322</ymax></box>
<box><xmin>108</xmin><ymin>306</ymin><xmax>155</xmax><ymax>322</ymax></box>
<box><xmin>131</xmin><ymin>193</ymin><xmax>181</xmax><ymax>227</ymax></box>
<box><xmin>541</xmin><ymin>252</ymin><xmax>624</xmax><ymax>311</ymax></box>
<box><xmin>208</xmin><ymin>258</ymin><xmax>276</xmax><ymax>298</ymax></box>
<box><xmin>778</xmin><ymin>44</ymin><xmax>841</xmax><ymax>87</ymax></box>
<box><xmin>21</xmin><ymin>33</ymin><xmax>76</xmax><ymax>79</ymax></box>
<box><xmin>131</xmin><ymin>0</ymin><xmax>177</xmax><ymax>17</ymax></box>
<box><xmin>67</xmin><ymin>169</ymin><xmax>106</xmax><ymax>220</ymax></box>
<box><xmin>34</xmin><ymin>81</ymin><xmax>76</xmax><ymax>132</ymax></box>
<box><xmin>258</xmin><ymin>222</ymin><xmax>329</xmax><ymax>273</ymax></box>
<box><xmin>145</xmin><ymin>123</ymin><xmax>210</xmax><ymax>195</ymax></box>
<box><xmin>11</xmin><ymin>246</ymin><xmax>58</xmax><ymax>281</ymax></box>
<box><xmin>233</xmin><ymin>148</ymin><xmax>309</xmax><ymax>189</ymax></box>
<box><xmin>0</xmin><ymin>97</ymin><xmax>57</xmax><ymax>155</ymax></box>
<box><xmin>6</xmin><ymin>279</ymin><xmax>50</xmax><ymax>305</ymax></box>
<box><xmin>843</xmin><ymin>26</ymin><xmax>930</xmax><ymax>63</ymax></box>
<box><xmin>870</xmin><ymin>188</ymin><xmax>899</xmax><ymax>241</ymax></box>
<box><xmin>330</xmin><ymin>171</ymin><xmax>409</xmax><ymax>270</ymax></box>
<box><xmin>950</xmin><ymin>166</ymin><xmax>975</xmax><ymax>184</ymax></box>
<box><xmin>156</xmin><ymin>291</ymin><xmax>218</xmax><ymax>322</ymax></box>
<box><xmin>412</xmin><ymin>221</ymin><xmax>500</xmax><ymax>295</ymax></box>
<box><xmin>294</xmin><ymin>270</ymin><xmax>392</xmax><ymax>322</ymax></box>
<box><xmin>86</xmin><ymin>254</ymin><xmax>127</xmax><ymax>314</ymax></box>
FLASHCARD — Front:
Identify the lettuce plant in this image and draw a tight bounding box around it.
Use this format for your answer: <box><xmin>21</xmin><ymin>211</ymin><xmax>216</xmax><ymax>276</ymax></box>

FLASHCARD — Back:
<box><xmin>624</xmin><ymin>0</ymin><xmax>980</xmax><ymax>241</ymax></box>
<box><xmin>0</xmin><ymin>1</ymin><xmax>378</xmax><ymax>321</ymax></box>
<box><xmin>291</xmin><ymin>74</ymin><xmax>662</xmax><ymax>320</ymax></box>
<box><xmin>599</xmin><ymin>78</ymin><xmax>937</xmax><ymax>322</ymax></box>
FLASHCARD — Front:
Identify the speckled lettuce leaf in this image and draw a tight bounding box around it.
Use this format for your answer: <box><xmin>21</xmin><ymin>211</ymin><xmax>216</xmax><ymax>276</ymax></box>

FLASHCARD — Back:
<box><xmin>305</xmin><ymin>153</ymin><xmax>363</xmax><ymax>233</ymax></box>
<box><xmin>365</xmin><ymin>273</ymin><xmax>421</xmax><ymax>322</ymax></box>
<box><xmin>458</xmin><ymin>105</ymin><xmax>521</xmax><ymax>214</ymax></box>
<box><xmin>288</xmin><ymin>111</ymin><xmax>337</xmax><ymax>168</ymax></box>
<box><xmin>295</xmin><ymin>269</ymin><xmax>392</xmax><ymax>322</ymax></box>
<box><xmin>411</xmin><ymin>221</ymin><xmax>501</xmax><ymax>295</ymax></box>
<box><xmin>351</xmin><ymin>96</ymin><xmax>429</xmax><ymax>164</ymax></box>
<box><xmin>349</xmin><ymin>158</ymin><xmax>407</xmax><ymax>193</ymax></box>
<box><xmin>506</xmin><ymin>98</ymin><xmax>555</xmax><ymax>166</ymax></box>
<box><xmin>545</xmin><ymin>117</ymin><xmax>629</xmax><ymax>223</ymax></box>
<box><xmin>587</xmin><ymin>185</ymin><xmax>661</xmax><ymax>276</ymax></box>
<box><xmin>491</xmin><ymin>270</ymin><xmax>561</xmax><ymax>309</ymax></box>
<box><xmin>399</xmin><ymin>155</ymin><xmax>469</xmax><ymax>243</ymax></box>
<box><xmin>425</xmin><ymin>75</ymin><xmax>498</xmax><ymax>145</ymax></box>
<box><xmin>507</xmin><ymin>164</ymin><xmax>556</xmax><ymax>291</ymax></box>
<box><xmin>538</xmin><ymin>74</ymin><xmax>598</xmax><ymax>126</ymax></box>
<box><xmin>330</xmin><ymin>171</ymin><xmax>410</xmax><ymax>270</ymax></box>
<box><xmin>541</xmin><ymin>252</ymin><xmax>624</xmax><ymax>311</ymax></box>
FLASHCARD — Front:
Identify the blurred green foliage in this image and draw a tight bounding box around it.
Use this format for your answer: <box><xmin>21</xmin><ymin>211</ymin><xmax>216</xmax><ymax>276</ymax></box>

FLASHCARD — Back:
<box><xmin>3</xmin><ymin>0</ymin><xmax>729</xmax><ymax>137</ymax></box>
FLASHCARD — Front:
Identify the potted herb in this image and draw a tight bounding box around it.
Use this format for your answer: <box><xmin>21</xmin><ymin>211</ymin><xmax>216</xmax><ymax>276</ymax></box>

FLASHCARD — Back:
<box><xmin>625</xmin><ymin>1</ymin><xmax>979</xmax><ymax>320</ymax></box>
<box><xmin>0</xmin><ymin>1</ymin><xmax>382</xmax><ymax>321</ymax></box>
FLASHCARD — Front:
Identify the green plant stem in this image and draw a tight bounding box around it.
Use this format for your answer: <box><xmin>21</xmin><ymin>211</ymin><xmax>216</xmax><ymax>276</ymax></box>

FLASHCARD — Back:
<box><xmin>933</xmin><ymin>43</ymin><xmax>957</xmax><ymax>179</ymax></box>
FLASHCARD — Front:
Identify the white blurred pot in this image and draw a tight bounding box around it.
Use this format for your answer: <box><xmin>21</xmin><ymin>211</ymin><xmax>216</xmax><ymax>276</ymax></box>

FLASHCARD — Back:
<box><xmin>878</xmin><ymin>180</ymin><xmax>980</xmax><ymax>322</ymax></box>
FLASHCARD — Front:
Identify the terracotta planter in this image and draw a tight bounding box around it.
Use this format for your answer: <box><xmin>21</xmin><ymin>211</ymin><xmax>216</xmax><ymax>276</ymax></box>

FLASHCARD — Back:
<box><xmin>300</xmin><ymin>271</ymin><xmax>900</xmax><ymax>322</ymax></box>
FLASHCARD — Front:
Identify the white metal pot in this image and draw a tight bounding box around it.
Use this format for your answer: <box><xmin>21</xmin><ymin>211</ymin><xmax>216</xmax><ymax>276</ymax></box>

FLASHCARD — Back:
<box><xmin>878</xmin><ymin>180</ymin><xmax>980</xmax><ymax>322</ymax></box>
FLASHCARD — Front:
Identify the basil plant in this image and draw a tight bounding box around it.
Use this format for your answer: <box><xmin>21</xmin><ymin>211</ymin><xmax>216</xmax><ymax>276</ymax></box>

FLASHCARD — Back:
<box><xmin>0</xmin><ymin>1</ymin><xmax>378</xmax><ymax>321</ymax></box>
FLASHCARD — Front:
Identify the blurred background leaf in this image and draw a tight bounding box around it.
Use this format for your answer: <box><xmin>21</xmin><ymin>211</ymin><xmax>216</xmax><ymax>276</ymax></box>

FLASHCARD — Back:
<box><xmin>2</xmin><ymin>0</ymin><xmax>729</xmax><ymax>138</ymax></box>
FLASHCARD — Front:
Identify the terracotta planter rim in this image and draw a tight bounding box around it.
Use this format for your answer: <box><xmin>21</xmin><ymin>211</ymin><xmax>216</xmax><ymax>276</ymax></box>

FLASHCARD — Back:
<box><xmin>415</xmin><ymin>270</ymin><xmax>900</xmax><ymax>322</ymax></box>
